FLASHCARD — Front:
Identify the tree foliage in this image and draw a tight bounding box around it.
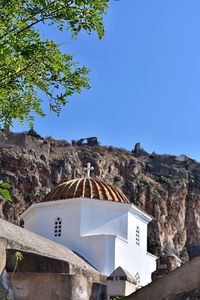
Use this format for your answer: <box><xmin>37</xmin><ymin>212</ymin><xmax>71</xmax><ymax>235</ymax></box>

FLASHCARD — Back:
<box><xmin>0</xmin><ymin>181</ymin><xmax>12</xmax><ymax>203</ymax></box>
<box><xmin>0</xmin><ymin>0</ymin><xmax>109</xmax><ymax>128</ymax></box>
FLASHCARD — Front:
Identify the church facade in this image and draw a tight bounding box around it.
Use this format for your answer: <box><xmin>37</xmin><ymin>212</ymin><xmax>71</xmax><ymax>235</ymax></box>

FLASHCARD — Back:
<box><xmin>21</xmin><ymin>163</ymin><xmax>157</xmax><ymax>290</ymax></box>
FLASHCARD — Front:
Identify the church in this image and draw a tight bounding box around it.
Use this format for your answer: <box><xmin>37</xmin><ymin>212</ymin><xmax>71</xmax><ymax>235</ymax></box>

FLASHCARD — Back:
<box><xmin>21</xmin><ymin>162</ymin><xmax>157</xmax><ymax>295</ymax></box>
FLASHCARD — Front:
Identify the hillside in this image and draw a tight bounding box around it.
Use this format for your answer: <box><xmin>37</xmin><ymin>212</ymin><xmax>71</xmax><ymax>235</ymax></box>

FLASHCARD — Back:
<box><xmin>0</xmin><ymin>130</ymin><xmax>200</xmax><ymax>271</ymax></box>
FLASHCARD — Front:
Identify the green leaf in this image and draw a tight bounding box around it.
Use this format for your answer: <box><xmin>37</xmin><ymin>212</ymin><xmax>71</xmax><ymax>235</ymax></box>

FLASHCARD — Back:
<box><xmin>0</xmin><ymin>180</ymin><xmax>12</xmax><ymax>202</ymax></box>
<box><xmin>0</xmin><ymin>0</ymin><xmax>109</xmax><ymax>128</ymax></box>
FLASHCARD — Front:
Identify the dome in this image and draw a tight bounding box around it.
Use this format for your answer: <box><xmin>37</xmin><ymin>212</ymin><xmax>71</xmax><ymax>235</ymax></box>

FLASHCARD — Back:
<box><xmin>43</xmin><ymin>178</ymin><xmax>130</xmax><ymax>204</ymax></box>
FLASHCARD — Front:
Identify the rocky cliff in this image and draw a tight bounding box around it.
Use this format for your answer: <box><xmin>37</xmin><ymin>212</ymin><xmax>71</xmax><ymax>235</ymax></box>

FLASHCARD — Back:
<box><xmin>0</xmin><ymin>131</ymin><xmax>200</xmax><ymax>271</ymax></box>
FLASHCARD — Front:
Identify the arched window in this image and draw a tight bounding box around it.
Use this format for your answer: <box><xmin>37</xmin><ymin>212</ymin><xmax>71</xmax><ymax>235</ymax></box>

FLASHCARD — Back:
<box><xmin>135</xmin><ymin>272</ymin><xmax>140</xmax><ymax>288</ymax></box>
<box><xmin>54</xmin><ymin>217</ymin><xmax>62</xmax><ymax>237</ymax></box>
<box><xmin>136</xmin><ymin>226</ymin><xmax>140</xmax><ymax>246</ymax></box>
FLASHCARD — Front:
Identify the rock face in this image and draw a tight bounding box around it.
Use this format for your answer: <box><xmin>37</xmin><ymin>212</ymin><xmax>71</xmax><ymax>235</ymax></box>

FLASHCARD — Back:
<box><xmin>0</xmin><ymin>132</ymin><xmax>200</xmax><ymax>269</ymax></box>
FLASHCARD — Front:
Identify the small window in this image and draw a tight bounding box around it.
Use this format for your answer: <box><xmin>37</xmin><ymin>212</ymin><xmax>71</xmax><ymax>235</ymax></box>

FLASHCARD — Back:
<box><xmin>136</xmin><ymin>226</ymin><xmax>140</xmax><ymax>246</ymax></box>
<box><xmin>135</xmin><ymin>272</ymin><xmax>140</xmax><ymax>288</ymax></box>
<box><xmin>54</xmin><ymin>217</ymin><xmax>62</xmax><ymax>237</ymax></box>
<box><xmin>119</xmin><ymin>276</ymin><xmax>127</xmax><ymax>281</ymax></box>
<box><xmin>107</xmin><ymin>276</ymin><xmax>114</xmax><ymax>281</ymax></box>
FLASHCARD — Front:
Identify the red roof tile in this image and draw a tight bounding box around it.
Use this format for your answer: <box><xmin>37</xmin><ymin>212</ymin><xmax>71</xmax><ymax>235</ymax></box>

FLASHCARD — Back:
<box><xmin>43</xmin><ymin>178</ymin><xmax>130</xmax><ymax>203</ymax></box>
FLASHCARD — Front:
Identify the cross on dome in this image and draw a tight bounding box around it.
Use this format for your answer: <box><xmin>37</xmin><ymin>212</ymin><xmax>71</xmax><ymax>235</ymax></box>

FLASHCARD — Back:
<box><xmin>84</xmin><ymin>162</ymin><xmax>94</xmax><ymax>178</ymax></box>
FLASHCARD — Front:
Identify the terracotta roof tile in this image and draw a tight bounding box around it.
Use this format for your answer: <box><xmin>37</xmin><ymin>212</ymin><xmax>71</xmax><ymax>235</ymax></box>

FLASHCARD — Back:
<box><xmin>43</xmin><ymin>178</ymin><xmax>130</xmax><ymax>204</ymax></box>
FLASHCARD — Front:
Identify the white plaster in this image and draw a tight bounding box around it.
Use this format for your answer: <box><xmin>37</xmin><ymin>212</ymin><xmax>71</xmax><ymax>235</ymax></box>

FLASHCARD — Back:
<box><xmin>21</xmin><ymin>197</ymin><xmax>157</xmax><ymax>287</ymax></box>
<box><xmin>107</xmin><ymin>279</ymin><xmax>136</xmax><ymax>297</ymax></box>
<box><xmin>80</xmin><ymin>199</ymin><xmax>128</xmax><ymax>240</ymax></box>
<box><xmin>125</xmin><ymin>281</ymin><xmax>136</xmax><ymax>296</ymax></box>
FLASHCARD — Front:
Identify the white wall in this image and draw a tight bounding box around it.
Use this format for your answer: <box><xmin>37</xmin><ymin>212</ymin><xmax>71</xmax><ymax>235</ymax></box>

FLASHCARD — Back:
<box><xmin>80</xmin><ymin>199</ymin><xmax>128</xmax><ymax>240</ymax></box>
<box><xmin>114</xmin><ymin>212</ymin><xmax>156</xmax><ymax>287</ymax></box>
<box><xmin>107</xmin><ymin>279</ymin><xmax>126</xmax><ymax>297</ymax></box>
<box><xmin>80</xmin><ymin>235</ymin><xmax>115</xmax><ymax>274</ymax></box>
<box><xmin>25</xmin><ymin>213</ymin><xmax>38</xmax><ymax>232</ymax></box>
<box><xmin>107</xmin><ymin>278</ymin><xmax>136</xmax><ymax>297</ymax></box>
<box><xmin>23</xmin><ymin>199</ymin><xmax>116</xmax><ymax>274</ymax></box>
<box><xmin>128</xmin><ymin>212</ymin><xmax>148</xmax><ymax>253</ymax></box>
<box><xmin>22</xmin><ymin>198</ymin><xmax>156</xmax><ymax>286</ymax></box>
<box><xmin>24</xmin><ymin>199</ymin><xmax>82</xmax><ymax>251</ymax></box>
<box><xmin>125</xmin><ymin>281</ymin><xmax>136</xmax><ymax>296</ymax></box>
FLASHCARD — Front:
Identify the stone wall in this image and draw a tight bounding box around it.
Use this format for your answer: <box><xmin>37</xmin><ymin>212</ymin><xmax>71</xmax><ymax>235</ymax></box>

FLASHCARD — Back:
<box><xmin>0</xmin><ymin>242</ymin><xmax>6</xmax><ymax>275</ymax></box>
<box><xmin>12</xmin><ymin>273</ymin><xmax>72</xmax><ymax>300</ymax></box>
<box><xmin>11</xmin><ymin>273</ymin><xmax>107</xmax><ymax>300</ymax></box>
<box><xmin>125</xmin><ymin>256</ymin><xmax>200</xmax><ymax>300</ymax></box>
<box><xmin>0</xmin><ymin>270</ymin><xmax>10</xmax><ymax>299</ymax></box>
<box><xmin>0</xmin><ymin>241</ymin><xmax>9</xmax><ymax>298</ymax></box>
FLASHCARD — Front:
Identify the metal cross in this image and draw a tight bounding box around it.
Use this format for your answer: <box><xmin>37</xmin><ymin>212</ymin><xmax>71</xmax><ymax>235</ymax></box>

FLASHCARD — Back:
<box><xmin>84</xmin><ymin>162</ymin><xmax>94</xmax><ymax>178</ymax></box>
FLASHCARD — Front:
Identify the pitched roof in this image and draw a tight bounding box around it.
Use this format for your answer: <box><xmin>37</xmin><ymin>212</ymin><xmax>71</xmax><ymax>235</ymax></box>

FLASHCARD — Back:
<box><xmin>108</xmin><ymin>266</ymin><xmax>136</xmax><ymax>284</ymax></box>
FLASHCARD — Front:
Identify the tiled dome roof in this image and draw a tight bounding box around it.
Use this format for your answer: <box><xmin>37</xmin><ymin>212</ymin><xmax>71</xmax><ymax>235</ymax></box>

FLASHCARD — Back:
<box><xmin>43</xmin><ymin>178</ymin><xmax>130</xmax><ymax>203</ymax></box>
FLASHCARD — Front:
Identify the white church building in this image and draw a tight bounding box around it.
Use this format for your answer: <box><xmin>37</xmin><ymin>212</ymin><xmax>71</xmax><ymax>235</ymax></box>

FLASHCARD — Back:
<box><xmin>21</xmin><ymin>163</ymin><xmax>157</xmax><ymax>292</ymax></box>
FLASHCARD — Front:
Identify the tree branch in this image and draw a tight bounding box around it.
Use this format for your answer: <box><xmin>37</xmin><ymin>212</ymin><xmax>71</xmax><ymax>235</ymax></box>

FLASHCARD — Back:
<box><xmin>0</xmin><ymin>53</ymin><xmax>43</xmax><ymax>84</ymax></box>
<box><xmin>0</xmin><ymin>0</ymin><xmax>74</xmax><ymax>41</ymax></box>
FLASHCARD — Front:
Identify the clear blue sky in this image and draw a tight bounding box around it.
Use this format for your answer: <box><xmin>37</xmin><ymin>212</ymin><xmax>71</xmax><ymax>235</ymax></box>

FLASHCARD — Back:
<box><xmin>13</xmin><ymin>0</ymin><xmax>200</xmax><ymax>161</ymax></box>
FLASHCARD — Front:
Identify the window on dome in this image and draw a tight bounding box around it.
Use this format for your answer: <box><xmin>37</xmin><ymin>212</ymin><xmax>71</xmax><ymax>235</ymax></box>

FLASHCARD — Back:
<box><xmin>136</xmin><ymin>226</ymin><xmax>140</xmax><ymax>246</ymax></box>
<box><xmin>54</xmin><ymin>217</ymin><xmax>62</xmax><ymax>237</ymax></box>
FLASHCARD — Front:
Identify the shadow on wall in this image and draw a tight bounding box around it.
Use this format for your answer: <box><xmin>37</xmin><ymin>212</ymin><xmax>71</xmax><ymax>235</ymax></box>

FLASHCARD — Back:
<box><xmin>90</xmin><ymin>282</ymin><xmax>107</xmax><ymax>300</ymax></box>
